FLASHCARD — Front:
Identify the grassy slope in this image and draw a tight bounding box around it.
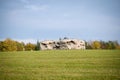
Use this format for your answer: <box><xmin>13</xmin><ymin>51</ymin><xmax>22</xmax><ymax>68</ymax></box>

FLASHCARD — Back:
<box><xmin>0</xmin><ymin>50</ymin><xmax>120</xmax><ymax>80</ymax></box>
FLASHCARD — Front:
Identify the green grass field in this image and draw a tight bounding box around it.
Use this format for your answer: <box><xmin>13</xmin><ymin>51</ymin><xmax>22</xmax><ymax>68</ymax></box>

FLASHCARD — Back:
<box><xmin>0</xmin><ymin>50</ymin><xmax>120</xmax><ymax>80</ymax></box>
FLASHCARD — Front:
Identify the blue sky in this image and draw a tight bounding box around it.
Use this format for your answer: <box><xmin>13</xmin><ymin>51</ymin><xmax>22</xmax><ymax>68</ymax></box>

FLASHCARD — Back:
<box><xmin>0</xmin><ymin>0</ymin><xmax>120</xmax><ymax>43</ymax></box>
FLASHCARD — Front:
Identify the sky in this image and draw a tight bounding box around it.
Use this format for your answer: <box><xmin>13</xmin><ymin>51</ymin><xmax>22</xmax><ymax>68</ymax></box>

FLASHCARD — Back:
<box><xmin>0</xmin><ymin>0</ymin><xmax>120</xmax><ymax>43</ymax></box>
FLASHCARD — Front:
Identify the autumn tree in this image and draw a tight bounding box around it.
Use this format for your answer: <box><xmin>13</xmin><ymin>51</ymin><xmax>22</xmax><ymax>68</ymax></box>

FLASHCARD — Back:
<box><xmin>25</xmin><ymin>43</ymin><xmax>35</xmax><ymax>51</ymax></box>
<box><xmin>2</xmin><ymin>38</ymin><xmax>17</xmax><ymax>51</ymax></box>
<box><xmin>92</xmin><ymin>41</ymin><xmax>101</xmax><ymax>49</ymax></box>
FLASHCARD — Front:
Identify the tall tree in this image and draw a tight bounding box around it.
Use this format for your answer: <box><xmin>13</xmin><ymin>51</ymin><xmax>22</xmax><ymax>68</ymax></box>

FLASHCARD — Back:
<box><xmin>85</xmin><ymin>41</ymin><xmax>93</xmax><ymax>49</ymax></box>
<box><xmin>100</xmin><ymin>41</ymin><xmax>107</xmax><ymax>49</ymax></box>
<box><xmin>106</xmin><ymin>41</ymin><xmax>115</xmax><ymax>49</ymax></box>
<box><xmin>113</xmin><ymin>41</ymin><xmax>120</xmax><ymax>49</ymax></box>
<box><xmin>35</xmin><ymin>40</ymin><xmax>40</xmax><ymax>50</ymax></box>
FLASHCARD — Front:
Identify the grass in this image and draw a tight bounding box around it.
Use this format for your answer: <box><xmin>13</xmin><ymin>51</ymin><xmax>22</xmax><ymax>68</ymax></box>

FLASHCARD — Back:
<box><xmin>0</xmin><ymin>50</ymin><xmax>120</xmax><ymax>80</ymax></box>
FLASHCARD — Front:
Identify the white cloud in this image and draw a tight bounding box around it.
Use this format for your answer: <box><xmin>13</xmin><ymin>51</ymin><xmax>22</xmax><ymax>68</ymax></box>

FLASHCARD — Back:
<box><xmin>25</xmin><ymin>5</ymin><xmax>48</xmax><ymax>11</ymax></box>
<box><xmin>20</xmin><ymin>0</ymin><xmax>49</xmax><ymax>11</ymax></box>
<box><xmin>9</xmin><ymin>4</ymin><xmax>48</xmax><ymax>17</ymax></box>
<box><xmin>14</xmin><ymin>39</ymin><xmax>37</xmax><ymax>44</ymax></box>
<box><xmin>20</xmin><ymin>0</ymin><xmax>29</xmax><ymax>4</ymax></box>
<box><xmin>0</xmin><ymin>38</ymin><xmax>37</xmax><ymax>44</ymax></box>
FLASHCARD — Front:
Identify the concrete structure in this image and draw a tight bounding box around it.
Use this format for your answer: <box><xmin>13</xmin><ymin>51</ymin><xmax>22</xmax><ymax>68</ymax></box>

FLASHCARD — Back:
<box><xmin>40</xmin><ymin>38</ymin><xmax>85</xmax><ymax>50</ymax></box>
<box><xmin>40</xmin><ymin>40</ymin><xmax>55</xmax><ymax>50</ymax></box>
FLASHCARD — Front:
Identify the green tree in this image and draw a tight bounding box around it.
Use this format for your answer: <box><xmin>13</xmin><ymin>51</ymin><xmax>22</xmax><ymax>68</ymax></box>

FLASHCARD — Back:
<box><xmin>35</xmin><ymin>40</ymin><xmax>40</xmax><ymax>50</ymax></box>
<box><xmin>16</xmin><ymin>41</ymin><xmax>24</xmax><ymax>51</ymax></box>
<box><xmin>106</xmin><ymin>41</ymin><xmax>115</xmax><ymax>49</ymax></box>
<box><xmin>113</xmin><ymin>41</ymin><xmax>120</xmax><ymax>49</ymax></box>
<box><xmin>100</xmin><ymin>41</ymin><xmax>107</xmax><ymax>49</ymax></box>
<box><xmin>85</xmin><ymin>41</ymin><xmax>93</xmax><ymax>49</ymax></box>
<box><xmin>0</xmin><ymin>41</ymin><xmax>4</xmax><ymax>51</ymax></box>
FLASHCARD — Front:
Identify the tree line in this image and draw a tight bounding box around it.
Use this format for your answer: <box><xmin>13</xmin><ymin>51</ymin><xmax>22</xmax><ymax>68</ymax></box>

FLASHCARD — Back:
<box><xmin>0</xmin><ymin>38</ymin><xmax>39</xmax><ymax>51</ymax></box>
<box><xmin>0</xmin><ymin>38</ymin><xmax>120</xmax><ymax>51</ymax></box>
<box><xmin>85</xmin><ymin>40</ymin><xmax>120</xmax><ymax>49</ymax></box>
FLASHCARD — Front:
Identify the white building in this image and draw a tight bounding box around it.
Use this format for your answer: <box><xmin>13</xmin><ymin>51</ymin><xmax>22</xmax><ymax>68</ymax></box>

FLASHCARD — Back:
<box><xmin>40</xmin><ymin>38</ymin><xmax>86</xmax><ymax>50</ymax></box>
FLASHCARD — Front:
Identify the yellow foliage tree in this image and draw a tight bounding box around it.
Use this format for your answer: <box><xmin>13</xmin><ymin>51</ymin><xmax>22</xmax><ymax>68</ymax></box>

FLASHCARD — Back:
<box><xmin>92</xmin><ymin>41</ymin><xmax>101</xmax><ymax>49</ymax></box>
<box><xmin>2</xmin><ymin>38</ymin><xmax>17</xmax><ymax>51</ymax></box>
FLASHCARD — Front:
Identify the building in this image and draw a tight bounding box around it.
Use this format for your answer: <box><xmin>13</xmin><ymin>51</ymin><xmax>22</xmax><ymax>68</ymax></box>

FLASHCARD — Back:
<box><xmin>40</xmin><ymin>38</ymin><xmax>85</xmax><ymax>50</ymax></box>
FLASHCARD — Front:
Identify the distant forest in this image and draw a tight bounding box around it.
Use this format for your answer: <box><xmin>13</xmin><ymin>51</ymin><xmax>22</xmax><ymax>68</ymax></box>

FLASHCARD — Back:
<box><xmin>0</xmin><ymin>38</ymin><xmax>120</xmax><ymax>51</ymax></box>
